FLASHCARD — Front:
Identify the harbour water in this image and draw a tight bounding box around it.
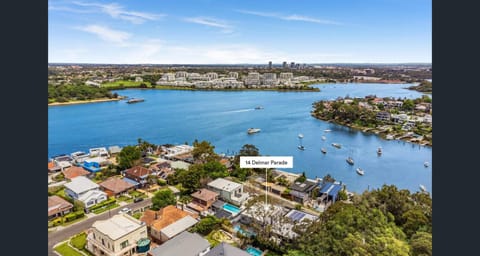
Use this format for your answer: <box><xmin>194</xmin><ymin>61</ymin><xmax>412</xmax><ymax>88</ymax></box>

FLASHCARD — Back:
<box><xmin>48</xmin><ymin>83</ymin><xmax>432</xmax><ymax>193</ymax></box>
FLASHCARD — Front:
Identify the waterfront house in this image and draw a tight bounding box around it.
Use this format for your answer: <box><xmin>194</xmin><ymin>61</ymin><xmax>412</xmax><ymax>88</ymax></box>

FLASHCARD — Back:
<box><xmin>207</xmin><ymin>178</ymin><xmax>249</xmax><ymax>206</ymax></box>
<box><xmin>108</xmin><ymin>146</ymin><xmax>122</xmax><ymax>155</ymax></box>
<box><xmin>89</xmin><ymin>147</ymin><xmax>110</xmax><ymax>158</ymax></box>
<box><xmin>99</xmin><ymin>177</ymin><xmax>136</xmax><ymax>197</ymax></box>
<box><xmin>317</xmin><ymin>182</ymin><xmax>343</xmax><ymax>205</ymax></box>
<box><xmin>70</xmin><ymin>151</ymin><xmax>90</xmax><ymax>164</ymax></box>
<box><xmin>124</xmin><ymin>166</ymin><xmax>152</xmax><ymax>188</ymax></box>
<box><xmin>376</xmin><ymin>111</ymin><xmax>391</xmax><ymax>122</ymax></box>
<box><xmin>147</xmin><ymin>231</ymin><xmax>210</xmax><ymax>256</ymax></box>
<box><xmin>140</xmin><ymin>205</ymin><xmax>198</xmax><ymax>243</ymax></box>
<box><xmin>62</xmin><ymin>166</ymin><xmax>91</xmax><ymax>180</ymax></box>
<box><xmin>48</xmin><ymin>195</ymin><xmax>73</xmax><ymax>220</ymax></box>
<box><xmin>48</xmin><ymin>161</ymin><xmax>61</xmax><ymax>173</ymax></box>
<box><xmin>87</xmin><ymin>214</ymin><xmax>149</xmax><ymax>256</ymax></box>
<box><xmin>391</xmin><ymin>113</ymin><xmax>409</xmax><ymax>124</ymax></box>
<box><xmin>205</xmin><ymin>242</ymin><xmax>250</xmax><ymax>256</ymax></box>
<box><xmin>260</xmin><ymin>182</ymin><xmax>287</xmax><ymax>196</ymax></box>
<box><xmin>64</xmin><ymin>176</ymin><xmax>108</xmax><ymax>208</ymax></box>
<box><xmin>289</xmin><ymin>180</ymin><xmax>318</xmax><ymax>204</ymax></box>
<box><xmin>188</xmin><ymin>188</ymin><xmax>219</xmax><ymax>213</ymax></box>
<box><xmin>284</xmin><ymin>209</ymin><xmax>318</xmax><ymax>224</ymax></box>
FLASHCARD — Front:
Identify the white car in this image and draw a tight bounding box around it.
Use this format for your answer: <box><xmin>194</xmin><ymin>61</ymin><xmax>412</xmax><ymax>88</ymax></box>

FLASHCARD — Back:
<box><xmin>118</xmin><ymin>207</ymin><xmax>132</xmax><ymax>215</ymax></box>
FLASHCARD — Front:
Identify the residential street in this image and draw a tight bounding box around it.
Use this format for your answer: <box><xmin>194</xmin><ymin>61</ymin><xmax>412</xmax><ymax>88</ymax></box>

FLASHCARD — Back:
<box><xmin>48</xmin><ymin>198</ymin><xmax>152</xmax><ymax>256</ymax></box>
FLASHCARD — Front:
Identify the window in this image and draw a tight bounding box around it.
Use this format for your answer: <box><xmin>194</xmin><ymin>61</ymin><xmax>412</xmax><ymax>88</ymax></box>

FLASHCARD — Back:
<box><xmin>101</xmin><ymin>239</ymin><xmax>105</xmax><ymax>246</ymax></box>
<box><xmin>120</xmin><ymin>240</ymin><xmax>129</xmax><ymax>249</ymax></box>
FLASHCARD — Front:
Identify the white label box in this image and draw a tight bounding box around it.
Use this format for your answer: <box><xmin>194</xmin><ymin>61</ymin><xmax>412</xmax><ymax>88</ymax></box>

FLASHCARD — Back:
<box><xmin>240</xmin><ymin>156</ymin><xmax>293</xmax><ymax>168</ymax></box>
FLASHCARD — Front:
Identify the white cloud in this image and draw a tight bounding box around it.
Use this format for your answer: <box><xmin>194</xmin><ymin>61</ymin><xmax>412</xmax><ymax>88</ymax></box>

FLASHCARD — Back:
<box><xmin>184</xmin><ymin>17</ymin><xmax>233</xmax><ymax>33</ymax></box>
<box><xmin>77</xmin><ymin>25</ymin><xmax>131</xmax><ymax>44</ymax></box>
<box><xmin>72</xmin><ymin>1</ymin><xmax>164</xmax><ymax>24</ymax></box>
<box><xmin>236</xmin><ymin>9</ymin><xmax>341</xmax><ymax>25</ymax></box>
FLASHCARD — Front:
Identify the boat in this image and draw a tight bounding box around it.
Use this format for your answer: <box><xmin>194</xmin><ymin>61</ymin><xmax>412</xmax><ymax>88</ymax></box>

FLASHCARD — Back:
<box><xmin>254</xmin><ymin>106</ymin><xmax>264</xmax><ymax>110</ymax></box>
<box><xmin>424</xmin><ymin>161</ymin><xmax>429</xmax><ymax>167</ymax></box>
<box><xmin>321</xmin><ymin>136</ymin><xmax>326</xmax><ymax>140</ymax></box>
<box><xmin>247</xmin><ymin>128</ymin><xmax>261</xmax><ymax>134</ymax></box>
<box><xmin>324</xmin><ymin>129</ymin><xmax>332</xmax><ymax>132</ymax></box>
<box><xmin>377</xmin><ymin>147</ymin><xmax>382</xmax><ymax>155</ymax></box>
<box><xmin>356</xmin><ymin>168</ymin><xmax>364</xmax><ymax>175</ymax></box>
<box><xmin>346</xmin><ymin>157</ymin><xmax>354</xmax><ymax>165</ymax></box>
<box><xmin>332</xmin><ymin>143</ymin><xmax>342</xmax><ymax>149</ymax></box>
<box><xmin>321</xmin><ymin>148</ymin><xmax>327</xmax><ymax>154</ymax></box>
<box><xmin>298</xmin><ymin>133</ymin><xmax>305</xmax><ymax>150</ymax></box>
<box><xmin>386</xmin><ymin>134</ymin><xmax>394</xmax><ymax>140</ymax></box>
<box><xmin>298</xmin><ymin>145</ymin><xmax>305</xmax><ymax>150</ymax></box>
<box><xmin>419</xmin><ymin>184</ymin><xmax>427</xmax><ymax>192</ymax></box>
<box><xmin>126</xmin><ymin>98</ymin><xmax>145</xmax><ymax>104</ymax></box>
<box><xmin>298</xmin><ymin>133</ymin><xmax>304</xmax><ymax>139</ymax></box>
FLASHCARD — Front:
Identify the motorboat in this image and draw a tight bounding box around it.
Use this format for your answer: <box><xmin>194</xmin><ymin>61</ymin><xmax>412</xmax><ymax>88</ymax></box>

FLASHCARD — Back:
<box><xmin>321</xmin><ymin>148</ymin><xmax>327</xmax><ymax>154</ymax></box>
<box><xmin>346</xmin><ymin>157</ymin><xmax>354</xmax><ymax>165</ymax></box>
<box><xmin>356</xmin><ymin>168</ymin><xmax>364</xmax><ymax>176</ymax></box>
<box><xmin>321</xmin><ymin>136</ymin><xmax>326</xmax><ymax>140</ymax></box>
<box><xmin>126</xmin><ymin>98</ymin><xmax>145</xmax><ymax>104</ymax></box>
<box><xmin>424</xmin><ymin>161</ymin><xmax>429</xmax><ymax>167</ymax></box>
<box><xmin>386</xmin><ymin>134</ymin><xmax>394</xmax><ymax>140</ymax></box>
<box><xmin>298</xmin><ymin>133</ymin><xmax>304</xmax><ymax>139</ymax></box>
<box><xmin>324</xmin><ymin>129</ymin><xmax>332</xmax><ymax>132</ymax></box>
<box><xmin>377</xmin><ymin>147</ymin><xmax>382</xmax><ymax>155</ymax></box>
<box><xmin>254</xmin><ymin>106</ymin><xmax>264</xmax><ymax>110</ymax></box>
<box><xmin>332</xmin><ymin>143</ymin><xmax>342</xmax><ymax>149</ymax></box>
<box><xmin>298</xmin><ymin>145</ymin><xmax>305</xmax><ymax>150</ymax></box>
<box><xmin>247</xmin><ymin>128</ymin><xmax>261</xmax><ymax>134</ymax></box>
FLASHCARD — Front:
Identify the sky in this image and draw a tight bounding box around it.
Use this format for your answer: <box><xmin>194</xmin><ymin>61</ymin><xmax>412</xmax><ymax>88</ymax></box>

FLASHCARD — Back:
<box><xmin>48</xmin><ymin>0</ymin><xmax>432</xmax><ymax>64</ymax></box>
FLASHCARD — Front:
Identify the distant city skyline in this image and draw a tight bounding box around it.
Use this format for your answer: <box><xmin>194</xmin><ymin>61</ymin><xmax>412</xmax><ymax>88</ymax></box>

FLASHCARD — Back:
<box><xmin>49</xmin><ymin>0</ymin><xmax>432</xmax><ymax>64</ymax></box>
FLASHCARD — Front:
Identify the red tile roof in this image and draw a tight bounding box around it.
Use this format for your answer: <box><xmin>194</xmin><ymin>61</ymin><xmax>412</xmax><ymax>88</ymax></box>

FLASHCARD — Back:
<box><xmin>99</xmin><ymin>177</ymin><xmax>135</xmax><ymax>194</ymax></box>
<box><xmin>62</xmin><ymin>166</ymin><xmax>90</xmax><ymax>180</ymax></box>
<box><xmin>125</xmin><ymin>166</ymin><xmax>151</xmax><ymax>178</ymax></box>
<box><xmin>191</xmin><ymin>188</ymin><xmax>219</xmax><ymax>202</ymax></box>
<box><xmin>48</xmin><ymin>196</ymin><xmax>73</xmax><ymax>217</ymax></box>
<box><xmin>140</xmin><ymin>205</ymin><xmax>198</xmax><ymax>231</ymax></box>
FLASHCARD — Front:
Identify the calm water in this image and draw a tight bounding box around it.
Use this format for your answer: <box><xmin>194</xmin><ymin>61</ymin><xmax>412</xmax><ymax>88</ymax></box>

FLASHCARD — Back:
<box><xmin>48</xmin><ymin>83</ymin><xmax>432</xmax><ymax>193</ymax></box>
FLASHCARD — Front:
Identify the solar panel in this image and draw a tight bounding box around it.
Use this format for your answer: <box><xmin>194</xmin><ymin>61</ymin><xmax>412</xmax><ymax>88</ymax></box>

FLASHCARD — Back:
<box><xmin>288</xmin><ymin>210</ymin><xmax>306</xmax><ymax>221</ymax></box>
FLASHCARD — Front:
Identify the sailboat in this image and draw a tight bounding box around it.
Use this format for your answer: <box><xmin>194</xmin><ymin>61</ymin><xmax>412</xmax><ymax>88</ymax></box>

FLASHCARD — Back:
<box><xmin>298</xmin><ymin>134</ymin><xmax>305</xmax><ymax>150</ymax></box>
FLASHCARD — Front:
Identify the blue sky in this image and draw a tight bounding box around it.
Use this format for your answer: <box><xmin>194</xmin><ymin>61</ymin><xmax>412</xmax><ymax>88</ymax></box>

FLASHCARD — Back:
<box><xmin>48</xmin><ymin>0</ymin><xmax>431</xmax><ymax>64</ymax></box>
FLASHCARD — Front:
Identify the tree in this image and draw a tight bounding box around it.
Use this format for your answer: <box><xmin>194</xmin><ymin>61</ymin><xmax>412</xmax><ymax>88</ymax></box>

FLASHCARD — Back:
<box><xmin>116</xmin><ymin>146</ymin><xmax>141</xmax><ymax>169</ymax></box>
<box><xmin>238</xmin><ymin>144</ymin><xmax>260</xmax><ymax>156</ymax></box>
<box><xmin>402</xmin><ymin>99</ymin><xmax>415</xmax><ymax>111</ymax></box>
<box><xmin>151</xmin><ymin>189</ymin><xmax>176</xmax><ymax>210</ymax></box>
<box><xmin>323</xmin><ymin>174</ymin><xmax>335</xmax><ymax>183</ymax></box>
<box><xmin>191</xmin><ymin>215</ymin><xmax>223</xmax><ymax>235</ymax></box>
<box><xmin>192</xmin><ymin>140</ymin><xmax>218</xmax><ymax>163</ymax></box>
<box><xmin>295</xmin><ymin>172</ymin><xmax>307</xmax><ymax>183</ymax></box>
<box><xmin>202</xmin><ymin>161</ymin><xmax>229</xmax><ymax>179</ymax></box>
<box><xmin>409</xmin><ymin>232</ymin><xmax>432</xmax><ymax>256</ymax></box>
<box><xmin>169</xmin><ymin>168</ymin><xmax>202</xmax><ymax>194</ymax></box>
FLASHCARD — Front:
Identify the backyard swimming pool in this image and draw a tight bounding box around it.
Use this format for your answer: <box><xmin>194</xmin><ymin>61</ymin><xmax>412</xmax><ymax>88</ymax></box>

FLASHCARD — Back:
<box><xmin>246</xmin><ymin>246</ymin><xmax>263</xmax><ymax>256</ymax></box>
<box><xmin>223</xmin><ymin>203</ymin><xmax>241</xmax><ymax>215</ymax></box>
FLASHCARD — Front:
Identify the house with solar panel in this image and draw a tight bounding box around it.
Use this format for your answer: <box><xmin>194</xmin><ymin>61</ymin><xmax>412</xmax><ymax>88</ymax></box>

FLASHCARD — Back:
<box><xmin>289</xmin><ymin>179</ymin><xmax>318</xmax><ymax>204</ymax></box>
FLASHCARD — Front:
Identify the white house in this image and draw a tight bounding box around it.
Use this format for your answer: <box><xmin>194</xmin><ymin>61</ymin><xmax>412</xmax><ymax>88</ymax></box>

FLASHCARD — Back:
<box><xmin>207</xmin><ymin>178</ymin><xmax>249</xmax><ymax>206</ymax></box>
<box><xmin>64</xmin><ymin>176</ymin><xmax>107</xmax><ymax>208</ymax></box>
<box><xmin>87</xmin><ymin>214</ymin><xmax>148</xmax><ymax>256</ymax></box>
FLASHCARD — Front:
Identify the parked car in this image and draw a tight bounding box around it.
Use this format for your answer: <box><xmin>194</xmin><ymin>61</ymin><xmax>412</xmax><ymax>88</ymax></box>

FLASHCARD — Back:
<box><xmin>133</xmin><ymin>197</ymin><xmax>144</xmax><ymax>203</ymax></box>
<box><xmin>119</xmin><ymin>207</ymin><xmax>132</xmax><ymax>214</ymax></box>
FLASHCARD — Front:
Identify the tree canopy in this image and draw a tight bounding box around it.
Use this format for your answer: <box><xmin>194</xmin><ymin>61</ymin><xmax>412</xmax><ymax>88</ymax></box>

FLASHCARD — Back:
<box><xmin>116</xmin><ymin>145</ymin><xmax>141</xmax><ymax>170</ymax></box>
<box><xmin>192</xmin><ymin>140</ymin><xmax>219</xmax><ymax>163</ymax></box>
<box><xmin>151</xmin><ymin>189</ymin><xmax>176</xmax><ymax>210</ymax></box>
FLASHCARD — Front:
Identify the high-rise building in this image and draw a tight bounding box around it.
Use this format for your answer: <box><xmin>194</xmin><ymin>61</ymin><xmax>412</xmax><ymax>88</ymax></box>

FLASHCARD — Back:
<box><xmin>290</xmin><ymin>62</ymin><xmax>295</xmax><ymax>69</ymax></box>
<box><xmin>282</xmin><ymin>61</ymin><xmax>287</xmax><ymax>69</ymax></box>
<box><xmin>268</xmin><ymin>61</ymin><xmax>272</xmax><ymax>69</ymax></box>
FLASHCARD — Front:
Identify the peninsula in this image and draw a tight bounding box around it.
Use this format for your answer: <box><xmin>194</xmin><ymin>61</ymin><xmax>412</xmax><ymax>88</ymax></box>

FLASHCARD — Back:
<box><xmin>311</xmin><ymin>95</ymin><xmax>432</xmax><ymax>146</ymax></box>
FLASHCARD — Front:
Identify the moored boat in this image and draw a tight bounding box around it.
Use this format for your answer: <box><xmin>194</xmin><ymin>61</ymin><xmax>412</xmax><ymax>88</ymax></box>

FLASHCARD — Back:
<box><xmin>247</xmin><ymin>128</ymin><xmax>261</xmax><ymax>134</ymax></box>
<box><xmin>356</xmin><ymin>168</ymin><xmax>364</xmax><ymax>175</ymax></box>
<box><xmin>126</xmin><ymin>98</ymin><xmax>145</xmax><ymax>104</ymax></box>
<box><xmin>419</xmin><ymin>184</ymin><xmax>427</xmax><ymax>192</ymax></box>
<box><xmin>321</xmin><ymin>148</ymin><xmax>327</xmax><ymax>154</ymax></box>
<box><xmin>377</xmin><ymin>147</ymin><xmax>382</xmax><ymax>155</ymax></box>
<box><xmin>321</xmin><ymin>136</ymin><xmax>326</xmax><ymax>140</ymax></box>
<box><xmin>254</xmin><ymin>106</ymin><xmax>264</xmax><ymax>110</ymax></box>
<box><xmin>298</xmin><ymin>145</ymin><xmax>305</xmax><ymax>150</ymax></box>
<box><xmin>424</xmin><ymin>161</ymin><xmax>429</xmax><ymax>167</ymax></box>
<box><xmin>332</xmin><ymin>143</ymin><xmax>342</xmax><ymax>149</ymax></box>
<box><xmin>346</xmin><ymin>157</ymin><xmax>354</xmax><ymax>165</ymax></box>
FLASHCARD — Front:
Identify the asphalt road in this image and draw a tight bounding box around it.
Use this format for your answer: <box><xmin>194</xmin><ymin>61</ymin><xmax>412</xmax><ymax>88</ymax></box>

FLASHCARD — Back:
<box><xmin>48</xmin><ymin>198</ymin><xmax>152</xmax><ymax>256</ymax></box>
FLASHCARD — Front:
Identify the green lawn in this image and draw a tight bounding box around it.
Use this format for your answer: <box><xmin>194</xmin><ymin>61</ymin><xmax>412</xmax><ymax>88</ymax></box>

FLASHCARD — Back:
<box><xmin>117</xmin><ymin>195</ymin><xmax>133</xmax><ymax>203</ymax></box>
<box><xmin>92</xmin><ymin>203</ymin><xmax>120</xmax><ymax>214</ymax></box>
<box><xmin>101</xmin><ymin>80</ymin><xmax>151</xmax><ymax>88</ymax></box>
<box><xmin>132</xmin><ymin>212</ymin><xmax>143</xmax><ymax>219</ymax></box>
<box><xmin>70</xmin><ymin>233</ymin><xmax>87</xmax><ymax>250</ymax></box>
<box><xmin>54</xmin><ymin>242</ymin><xmax>84</xmax><ymax>256</ymax></box>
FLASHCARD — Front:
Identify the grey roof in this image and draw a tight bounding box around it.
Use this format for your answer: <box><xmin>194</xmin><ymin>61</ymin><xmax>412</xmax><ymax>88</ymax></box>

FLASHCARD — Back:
<box><xmin>212</xmin><ymin>200</ymin><xmax>226</xmax><ymax>209</ymax></box>
<box><xmin>161</xmin><ymin>215</ymin><xmax>198</xmax><ymax>238</ymax></box>
<box><xmin>206</xmin><ymin>242</ymin><xmax>250</xmax><ymax>256</ymax></box>
<box><xmin>108</xmin><ymin>145</ymin><xmax>122</xmax><ymax>154</ymax></box>
<box><xmin>148</xmin><ymin>231</ymin><xmax>210</xmax><ymax>256</ymax></box>
<box><xmin>289</xmin><ymin>180</ymin><xmax>317</xmax><ymax>193</ymax></box>
<box><xmin>214</xmin><ymin>209</ymin><xmax>232</xmax><ymax>219</ymax></box>
<box><xmin>92</xmin><ymin>214</ymin><xmax>146</xmax><ymax>240</ymax></box>
<box><xmin>64</xmin><ymin>176</ymin><xmax>99</xmax><ymax>194</ymax></box>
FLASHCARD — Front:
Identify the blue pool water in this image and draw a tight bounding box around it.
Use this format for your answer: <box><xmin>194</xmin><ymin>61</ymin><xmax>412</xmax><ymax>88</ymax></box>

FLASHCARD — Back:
<box><xmin>223</xmin><ymin>203</ymin><xmax>241</xmax><ymax>214</ymax></box>
<box><xmin>246</xmin><ymin>246</ymin><xmax>263</xmax><ymax>256</ymax></box>
<box><xmin>234</xmin><ymin>225</ymin><xmax>256</xmax><ymax>237</ymax></box>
